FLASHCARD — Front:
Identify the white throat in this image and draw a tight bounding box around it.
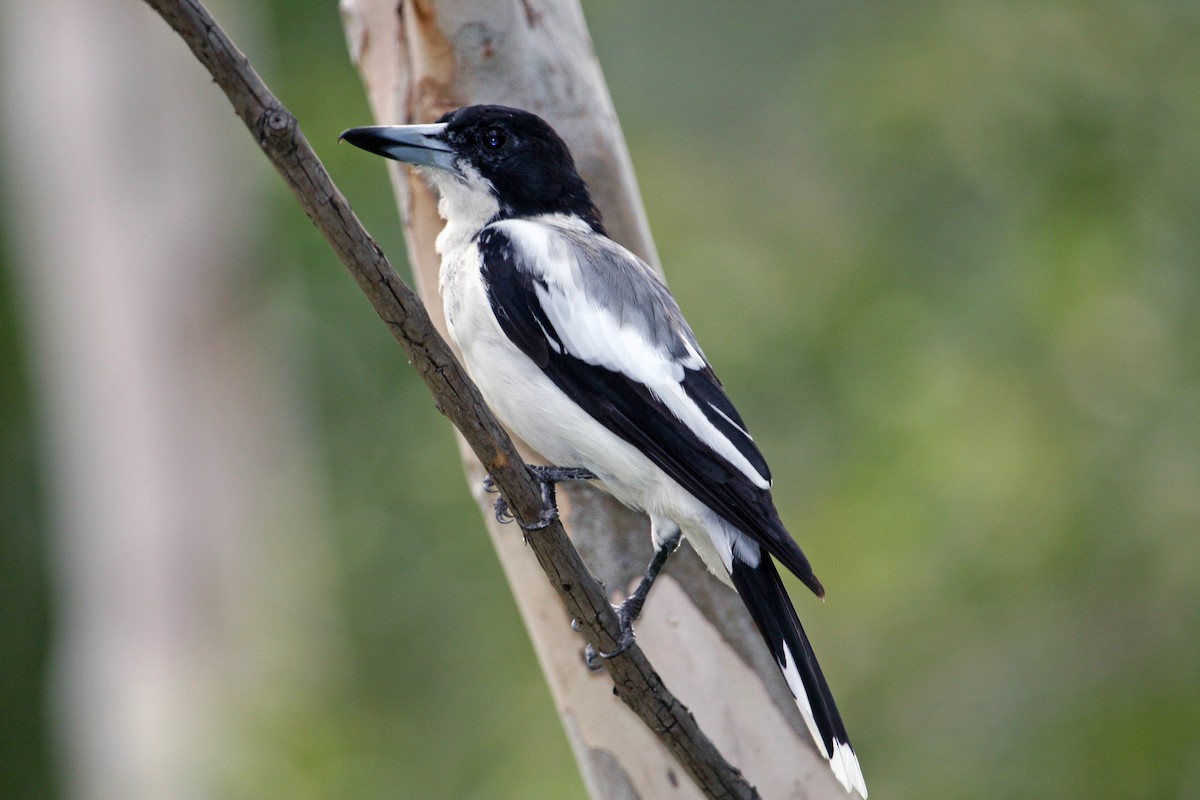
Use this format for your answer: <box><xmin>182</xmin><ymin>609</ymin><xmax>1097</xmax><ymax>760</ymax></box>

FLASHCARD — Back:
<box><xmin>423</xmin><ymin>162</ymin><xmax>501</xmax><ymax>258</ymax></box>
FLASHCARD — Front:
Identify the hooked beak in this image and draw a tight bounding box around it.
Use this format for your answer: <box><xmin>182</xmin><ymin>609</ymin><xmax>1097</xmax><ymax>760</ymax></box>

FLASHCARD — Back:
<box><xmin>338</xmin><ymin>123</ymin><xmax>458</xmax><ymax>173</ymax></box>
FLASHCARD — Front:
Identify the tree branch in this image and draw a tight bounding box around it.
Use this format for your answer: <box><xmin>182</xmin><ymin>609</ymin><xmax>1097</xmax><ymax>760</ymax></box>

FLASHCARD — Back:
<box><xmin>140</xmin><ymin>0</ymin><xmax>757</xmax><ymax>797</ymax></box>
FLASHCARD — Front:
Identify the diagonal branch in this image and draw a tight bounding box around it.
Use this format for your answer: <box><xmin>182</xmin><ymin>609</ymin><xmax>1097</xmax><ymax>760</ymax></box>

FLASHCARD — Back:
<box><xmin>140</xmin><ymin>0</ymin><xmax>758</xmax><ymax>797</ymax></box>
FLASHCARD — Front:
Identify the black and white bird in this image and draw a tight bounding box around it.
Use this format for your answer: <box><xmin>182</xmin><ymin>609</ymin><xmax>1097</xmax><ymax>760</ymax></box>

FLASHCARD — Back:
<box><xmin>341</xmin><ymin>105</ymin><xmax>866</xmax><ymax>797</ymax></box>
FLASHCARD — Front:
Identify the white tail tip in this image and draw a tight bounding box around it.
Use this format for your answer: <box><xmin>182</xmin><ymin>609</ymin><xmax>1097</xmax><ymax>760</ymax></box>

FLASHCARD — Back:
<box><xmin>829</xmin><ymin>738</ymin><xmax>867</xmax><ymax>797</ymax></box>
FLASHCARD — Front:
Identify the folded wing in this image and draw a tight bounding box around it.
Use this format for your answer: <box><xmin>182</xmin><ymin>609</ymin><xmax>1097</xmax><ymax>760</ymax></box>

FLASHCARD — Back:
<box><xmin>478</xmin><ymin>218</ymin><xmax>822</xmax><ymax>596</ymax></box>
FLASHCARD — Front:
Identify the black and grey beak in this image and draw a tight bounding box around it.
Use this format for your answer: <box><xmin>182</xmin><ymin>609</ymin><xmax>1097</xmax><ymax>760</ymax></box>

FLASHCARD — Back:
<box><xmin>339</xmin><ymin>123</ymin><xmax>458</xmax><ymax>173</ymax></box>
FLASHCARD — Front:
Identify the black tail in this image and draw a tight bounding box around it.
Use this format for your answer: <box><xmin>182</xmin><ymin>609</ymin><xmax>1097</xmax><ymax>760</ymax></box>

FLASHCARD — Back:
<box><xmin>730</xmin><ymin>554</ymin><xmax>867</xmax><ymax>796</ymax></box>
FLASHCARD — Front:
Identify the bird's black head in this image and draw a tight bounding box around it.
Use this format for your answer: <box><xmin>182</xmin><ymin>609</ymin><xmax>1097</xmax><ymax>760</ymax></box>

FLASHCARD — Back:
<box><xmin>341</xmin><ymin>105</ymin><xmax>604</xmax><ymax>233</ymax></box>
<box><xmin>436</xmin><ymin>106</ymin><xmax>603</xmax><ymax>232</ymax></box>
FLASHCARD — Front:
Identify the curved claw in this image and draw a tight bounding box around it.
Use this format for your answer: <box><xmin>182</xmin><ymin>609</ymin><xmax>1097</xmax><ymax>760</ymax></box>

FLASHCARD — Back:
<box><xmin>583</xmin><ymin>644</ymin><xmax>604</xmax><ymax>671</ymax></box>
<box><xmin>492</xmin><ymin>494</ymin><xmax>556</xmax><ymax>530</ymax></box>
<box><xmin>520</xmin><ymin>504</ymin><xmax>558</xmax><ymax>531</ymax></box>
<box><xmin>583</xmin><ymin>628</ymin><xmax>635</xmax><ymax>670</ymax></box>
<box><xmin>493</xmin><ymin>495</ymin><xmax>514</xmax><ymax>524</ymax></box>
<box><xmin>580</xmin><ymin>597</ymin><xmax>639</xmax><ymax>669</ymax></box>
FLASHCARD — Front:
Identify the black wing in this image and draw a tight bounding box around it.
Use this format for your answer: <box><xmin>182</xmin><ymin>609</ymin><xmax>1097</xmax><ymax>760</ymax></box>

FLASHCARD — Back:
<box><xmin>478</xmin><ymin>222</ymin><xmax>822</xmax><ymax>596</ymax></box>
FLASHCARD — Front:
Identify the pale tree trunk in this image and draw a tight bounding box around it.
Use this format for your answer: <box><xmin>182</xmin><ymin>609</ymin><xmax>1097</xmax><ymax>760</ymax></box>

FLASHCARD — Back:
<box><xmin>0</xmin><ymin>2</ymin><xmax>337</xmax><ymax>798</ymax></box>
<box><xmin>339</xmin><ymin>2</ymin><xmax>848</xmax><ymax>797</ymax></box>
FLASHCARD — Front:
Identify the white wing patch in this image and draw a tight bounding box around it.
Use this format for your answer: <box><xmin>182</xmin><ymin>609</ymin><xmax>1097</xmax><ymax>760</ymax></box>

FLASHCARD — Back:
<box><xmin>497</xmin><ymin>217</ymin><xmax>770</xmax><ymax>490</ymax></box>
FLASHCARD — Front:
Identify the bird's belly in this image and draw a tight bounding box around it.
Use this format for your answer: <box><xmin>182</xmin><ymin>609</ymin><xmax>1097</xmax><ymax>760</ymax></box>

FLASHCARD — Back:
<box><xmin>467</xmin><ymin>331</ymin><xmax>658</xmax><ymax>501</ymax></box>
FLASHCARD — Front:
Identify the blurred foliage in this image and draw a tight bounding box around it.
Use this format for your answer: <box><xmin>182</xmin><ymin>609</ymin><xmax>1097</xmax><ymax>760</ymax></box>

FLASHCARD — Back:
<box><xmin>3</xmin><ymin>0</ymin><xmax>1200</xmax><ymax>798</ymax></box>
<box><xmin>0</xmin><ymin>227</ymin><xmax>56</xmax><ymax>798</ymax></box>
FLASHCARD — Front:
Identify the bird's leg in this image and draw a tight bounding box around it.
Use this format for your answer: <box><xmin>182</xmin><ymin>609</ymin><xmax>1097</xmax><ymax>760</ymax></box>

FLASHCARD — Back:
<box><xmin>584</xmin><ymin>528</ymin><xmax>683</xmax><ymax>669</ymax></box>
<box><xmin>483</xmin><ymin>465</ymin><xmax>597</xmax><ymax>531</ymax></box>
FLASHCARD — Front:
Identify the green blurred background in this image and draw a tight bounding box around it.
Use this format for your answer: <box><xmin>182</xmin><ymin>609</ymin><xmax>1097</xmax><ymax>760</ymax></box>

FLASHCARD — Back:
<box><xmin>2</xmin><ymin>0</ymin><xmax>1199</xmax><ymax>798</ymax></box>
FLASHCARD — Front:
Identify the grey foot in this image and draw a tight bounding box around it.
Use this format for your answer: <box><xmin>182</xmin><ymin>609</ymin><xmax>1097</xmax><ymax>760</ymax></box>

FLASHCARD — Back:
<box><xmin>583</xmin><ymin>597</ymin><xmax>641</xmax><ymax>670</ymax></box>
<box><xmin>581</xmin><ymin>529</ymin><xmax>682</xmax><ymax>670</ymax></box>
<box><xmin>483</xmin><ymin>465</ymin><xmax>597</xmax><ymax>531</ymax></box>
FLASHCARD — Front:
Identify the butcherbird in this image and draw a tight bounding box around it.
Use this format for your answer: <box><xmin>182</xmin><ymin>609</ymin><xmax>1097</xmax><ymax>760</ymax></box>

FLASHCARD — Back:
<box><xmin>341</xmin><ymin>105</ymin><xmax>866</xmax><ymax>797</ymax></box>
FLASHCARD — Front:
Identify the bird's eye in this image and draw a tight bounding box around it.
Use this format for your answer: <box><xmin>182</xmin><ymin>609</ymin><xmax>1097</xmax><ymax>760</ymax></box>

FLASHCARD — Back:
<box><xmin>482</xmin><ymin>127</ymin><xmax>508</xmax><ymax>150</ymax></box>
